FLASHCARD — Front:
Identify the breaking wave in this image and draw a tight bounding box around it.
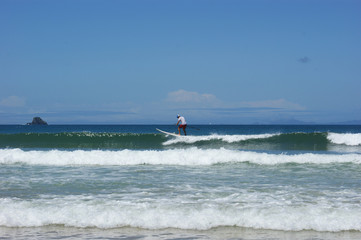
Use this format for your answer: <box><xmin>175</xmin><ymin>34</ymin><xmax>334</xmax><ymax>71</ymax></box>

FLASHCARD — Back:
<box><xmin>1</xmin><ymin>148</ymin><xmax>361</xmax><ymax>166</ymax></box>
<box><xmin>0</xmin><ymin>132</ymin><xmax>360</xmax><ymax>151</ymax></box>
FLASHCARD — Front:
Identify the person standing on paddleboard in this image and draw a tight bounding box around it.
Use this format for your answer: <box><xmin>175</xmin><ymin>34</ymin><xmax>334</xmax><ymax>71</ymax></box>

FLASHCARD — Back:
<box><xmin>176</xmin><ymin>114</ymin><xmax>187</xmax><ymax>136</ymax></box>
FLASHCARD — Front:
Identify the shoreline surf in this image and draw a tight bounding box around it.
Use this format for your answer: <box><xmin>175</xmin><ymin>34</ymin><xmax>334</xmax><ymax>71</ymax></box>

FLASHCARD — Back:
<box><xmin>1</xmin><ymin>125</ymin><xmax>360</xmax><ymax>239</ymax></box>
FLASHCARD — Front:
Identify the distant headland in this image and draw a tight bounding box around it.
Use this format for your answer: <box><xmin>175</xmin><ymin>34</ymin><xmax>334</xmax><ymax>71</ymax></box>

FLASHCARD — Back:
<box><xmin>26</xmin><ymin>117</ymin><xmax>48</xmax><ymax>125</ymax></box>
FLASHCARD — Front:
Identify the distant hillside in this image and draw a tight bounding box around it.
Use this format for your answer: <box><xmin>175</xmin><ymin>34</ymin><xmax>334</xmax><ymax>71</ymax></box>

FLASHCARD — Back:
<box><xmin>333</xmin><ymin>120</ymin><xmax>361</xmax><ymax>125</ymax></box>
<box><xmin>265</xmin><ymin>118</ymin><xmax>315</xmax><ymax>125</ymax></box>
<box><xmin>264</xmin><ymin>118</ymin><xmax>361</xmax><ymax>125</ymax></box>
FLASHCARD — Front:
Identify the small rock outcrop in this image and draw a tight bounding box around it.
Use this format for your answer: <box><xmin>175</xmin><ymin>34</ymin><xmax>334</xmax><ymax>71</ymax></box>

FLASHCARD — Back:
<box><xmin>27</xmin><ymin>117</ymin><xmax>48</xmax><ymax>125</ymax></box>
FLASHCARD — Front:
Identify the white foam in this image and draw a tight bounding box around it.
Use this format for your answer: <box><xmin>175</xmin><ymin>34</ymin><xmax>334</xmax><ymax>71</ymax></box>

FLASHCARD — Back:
<box><xmin>1</xmin><ymin>148</ymin><xmax>361</xmax><ymax>166</ymax></box>
<box><xmin>1</xmin><ymin>195</ymin><xmax>360</xmax><ymax>231</ymax></box>
<box><xmin>164</xmin><ymin>133</ymin><xmax>279</xmax><ymax>145</ymax></box>
<box><xmin>328</xmin><ymin>133</ymin><xmax>361</xmax><ymax>146</ymax></box>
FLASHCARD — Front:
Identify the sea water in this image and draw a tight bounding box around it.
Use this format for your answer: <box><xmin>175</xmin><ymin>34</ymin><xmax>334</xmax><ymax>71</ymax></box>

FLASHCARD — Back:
<box><xmin>0</xmin><ymin>125</ymin><xmax>361</xmax><ymax>240</ymax></box>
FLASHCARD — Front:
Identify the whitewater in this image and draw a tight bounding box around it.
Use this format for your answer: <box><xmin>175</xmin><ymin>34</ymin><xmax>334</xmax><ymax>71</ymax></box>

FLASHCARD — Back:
<box><xmin>1</xmin><ymin>124</ymin><xmax>361</xmax><ymax>240</ymax></box>
<box><xmin>1</xmin><ymin>148</ymin><xmax>361</xmax><ymax>166</ymax></box>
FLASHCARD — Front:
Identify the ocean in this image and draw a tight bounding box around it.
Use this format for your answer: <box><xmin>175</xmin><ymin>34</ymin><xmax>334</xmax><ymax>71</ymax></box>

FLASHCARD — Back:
<box><xmin>0</xmin><ymin>124</ymin><xmax>361</xmax><ymax>240</ymax></box>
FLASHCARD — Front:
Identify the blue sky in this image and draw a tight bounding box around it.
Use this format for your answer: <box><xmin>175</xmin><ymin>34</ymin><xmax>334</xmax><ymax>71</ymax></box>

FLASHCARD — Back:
<box><xmin>0</xmin><ymin>0</ymin><xmax>360</xmax><ymax>124</ymax></box>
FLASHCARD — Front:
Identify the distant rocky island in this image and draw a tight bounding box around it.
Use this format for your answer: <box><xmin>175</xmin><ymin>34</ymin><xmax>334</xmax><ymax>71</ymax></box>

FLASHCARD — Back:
<box><xmin>26</xmin><ymin>117</ymin><xmax>48</xmax><ymax>125</ymax></box>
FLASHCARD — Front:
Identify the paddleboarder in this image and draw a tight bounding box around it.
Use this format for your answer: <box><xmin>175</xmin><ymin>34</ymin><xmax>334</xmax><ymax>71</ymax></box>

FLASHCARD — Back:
<box><xmin>176</xmin><ymin>114</ymin><xmax>187</xmax><ymax>136</ymax></box>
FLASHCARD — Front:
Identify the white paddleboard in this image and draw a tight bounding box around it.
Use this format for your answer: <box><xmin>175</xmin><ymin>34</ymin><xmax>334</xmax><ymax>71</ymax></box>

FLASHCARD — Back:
<box><xmin>156</xmin><ymin>128</ymin><xmax>182</xmax><ymax>137</ymax></box>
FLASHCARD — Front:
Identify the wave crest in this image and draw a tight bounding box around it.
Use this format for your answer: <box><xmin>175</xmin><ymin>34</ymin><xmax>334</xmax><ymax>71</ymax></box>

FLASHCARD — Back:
<box><xmin>1</xmin><ymin>196</ymin><xmax>361</xmax><ymax>231</ymax></box>
<box><xmin>328</xmin><ymin>133</ymin><xmax>361</xmax><ymax>146</ymax></box>
<box><xmin>163</xmin><ymin>133</ymin><xmax>279</xmax><ymax>145</ymax></box>
<box><xmin>1</xmin><ymin>148</ymin><xmax>361</xmax><ymax>166</ymax></box>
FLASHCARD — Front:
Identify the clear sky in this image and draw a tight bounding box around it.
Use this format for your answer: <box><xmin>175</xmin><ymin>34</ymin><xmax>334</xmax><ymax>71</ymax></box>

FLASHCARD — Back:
<box><xmin>1</xmin><ymin>0</ymin><xmax>360</xmax><ymax>124</ymax></box>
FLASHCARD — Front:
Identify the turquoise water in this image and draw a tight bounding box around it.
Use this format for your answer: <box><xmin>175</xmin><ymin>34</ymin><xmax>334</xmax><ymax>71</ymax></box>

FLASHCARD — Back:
<box><xmin>1</xmin><ymin>125</ymin><xmax>361</xmax><ymax>239</ymax></box>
